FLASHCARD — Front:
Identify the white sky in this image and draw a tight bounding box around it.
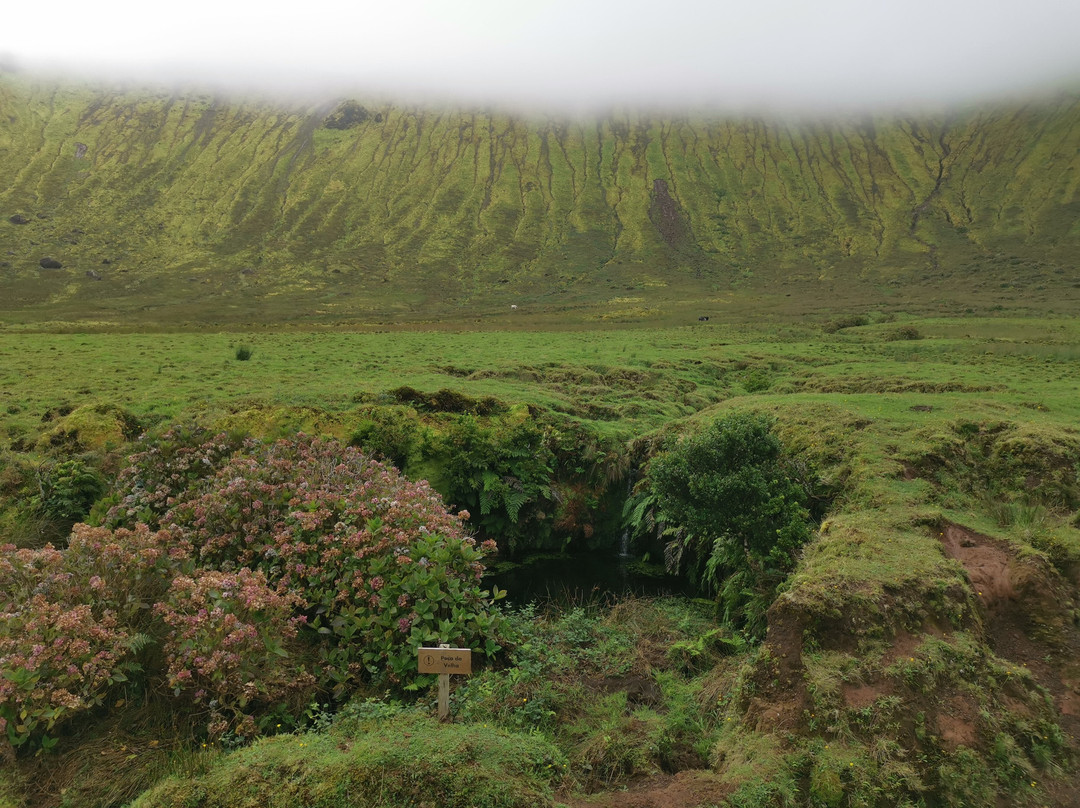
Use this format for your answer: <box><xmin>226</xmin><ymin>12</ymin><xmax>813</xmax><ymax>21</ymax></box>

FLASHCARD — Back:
<box><xmin>3</xmin><ymin>0</ymin><xmax>1080</xmax><ymax>112</ymax></box>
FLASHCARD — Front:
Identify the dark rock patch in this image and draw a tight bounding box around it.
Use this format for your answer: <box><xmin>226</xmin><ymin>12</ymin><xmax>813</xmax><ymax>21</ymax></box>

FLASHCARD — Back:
<box><xmin>323</xmin><ymin>101</ymin><xmax>369</xmax><ymax>130</ymax></box>
<box><xmin>8</xmin><ymin>214</ymin><xmax>29</xmax><ymax>225</ymax></box>
<box><xmin>39</xmin><ymin>257</ymin><xmax>63</xmax><ymax>269</ymax></box>
<box><xmin>74</xmin><ymin>142</ymin><xmax>88</xmax><ymax>159</ymax></box>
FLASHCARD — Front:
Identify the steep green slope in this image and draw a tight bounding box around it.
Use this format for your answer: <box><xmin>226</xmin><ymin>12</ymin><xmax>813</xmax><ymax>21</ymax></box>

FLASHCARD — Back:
<box><xmin>1</xmin><ymin>74</ymin><xmax>1078</xmax><ymax>327</ymax></box>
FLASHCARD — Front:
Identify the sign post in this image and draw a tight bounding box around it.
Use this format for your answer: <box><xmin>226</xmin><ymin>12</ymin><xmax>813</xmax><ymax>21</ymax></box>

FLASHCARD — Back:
<box><xmin>418</xmin><ymin>644</ymin><xmax>472</xmax><ymax>721</ymax></box>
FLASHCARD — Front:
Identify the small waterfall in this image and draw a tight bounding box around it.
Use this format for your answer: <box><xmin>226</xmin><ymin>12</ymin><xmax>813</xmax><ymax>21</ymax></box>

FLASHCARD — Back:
<box><xmin>618</xmin><ymin>466</ymin><xmax>637</xmax><ymax>559</ymax></box>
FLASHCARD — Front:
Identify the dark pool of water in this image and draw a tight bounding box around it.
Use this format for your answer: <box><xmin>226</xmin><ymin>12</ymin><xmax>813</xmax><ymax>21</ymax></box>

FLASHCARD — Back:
<box><xmin>484</xmin><ymin>553</ymin><xmax>688</xmax><ymax>605</ymax></box>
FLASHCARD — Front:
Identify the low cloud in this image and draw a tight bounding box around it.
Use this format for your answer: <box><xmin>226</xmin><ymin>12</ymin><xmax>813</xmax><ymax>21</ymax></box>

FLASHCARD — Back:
<box><xmin>4</xmin><ymin>0</ymin><xmax>1080</xmax><ymax>113</ymax></box>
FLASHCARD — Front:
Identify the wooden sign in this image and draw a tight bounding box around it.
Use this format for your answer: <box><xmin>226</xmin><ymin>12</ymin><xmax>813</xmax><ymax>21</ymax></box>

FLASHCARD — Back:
<box><xmin>419</xmin><ymin>645</ymin><xmax>473</xmax><ymax>722</ymax></box>
<box><xmin>418</xmin><ymin>647</ymin><xmax>472</xmax><ymax>674</ymax></box>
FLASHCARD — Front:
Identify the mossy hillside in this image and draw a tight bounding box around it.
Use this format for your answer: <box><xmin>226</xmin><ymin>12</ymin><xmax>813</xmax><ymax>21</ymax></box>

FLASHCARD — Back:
<box><xmin>2</xmin><ymin>75</ymin><xmax>1080</xmax><ymax>328</ymax></box>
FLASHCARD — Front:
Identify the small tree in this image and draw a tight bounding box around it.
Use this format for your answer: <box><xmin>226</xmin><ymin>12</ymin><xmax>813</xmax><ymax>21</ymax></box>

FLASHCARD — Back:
<box><xmin>647</xmin><ymin>412</ymin><xmax>812</xmax><ymax>636</ymax></box>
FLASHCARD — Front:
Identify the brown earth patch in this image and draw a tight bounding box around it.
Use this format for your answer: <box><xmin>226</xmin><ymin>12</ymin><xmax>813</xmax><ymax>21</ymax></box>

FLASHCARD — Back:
<box><xmin>935</xmin><ymin>694</ymin><xmax>979</xmax><ymax>751</ymax></box>
<box><xmin>1059</xmin><ymin>691</ymin><xmax>1080</xmax><ymax>718</ymax></box>
<box><xmin>881</xmin><ymin>628</ymin><xmax>931</xmax><ymax>665</ymax></box>
<box><xmin>564</xmin><ymin>769</ymin><xmax>734</xmax><ymax>808</ymax></box>
<box><xmin>843</xmin><ymin>682</ymin><xmax>889</xmax><ymax>710</ymax></box>
<box><xmin>589</xmin><ymin>674</ymin><xmax>663</xmax><ymax>710</ymax></box>
<box><xmin>939</xmin><ymin>523</ymin><xmax>1016</xmax><ymax>611</ymax></box>
<box><xmin>742</xmin><ymin>594</ymin><xmax>809</xmax><ymax>734</ymax></box>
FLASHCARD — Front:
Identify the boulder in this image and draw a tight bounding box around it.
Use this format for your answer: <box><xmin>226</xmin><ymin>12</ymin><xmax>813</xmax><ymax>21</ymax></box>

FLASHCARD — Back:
<box><xmin>8</xmin><ymin>214</ymin><xmax>29</xmax><ymax>225</ymax></box>
<box><xmin>39</xmin><ymin>257</ymin><xmax>63</xmax><ymax>269</ymax></box>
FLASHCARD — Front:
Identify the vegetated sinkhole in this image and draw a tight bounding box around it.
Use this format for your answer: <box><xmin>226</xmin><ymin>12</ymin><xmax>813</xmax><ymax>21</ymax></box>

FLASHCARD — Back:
<box><xmin>484</xmin><ymin>545</ymin><xmax>690</xmax><ymax>606</ymax></box>
<box><xmin>485</xmin><ymin>415</ymin><xmax>835</xmax><ymax>611</ymax></box>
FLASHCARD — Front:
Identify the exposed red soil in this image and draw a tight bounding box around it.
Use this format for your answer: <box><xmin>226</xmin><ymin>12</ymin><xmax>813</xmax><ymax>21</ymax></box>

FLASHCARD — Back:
<box><xmin>880</xmin><ymin>628</ymin><xmax>928</xmax><ymax>665</ymax></box>
<box><xmin>843</xmin><ymin>681</ymin><xmax>891</xmax><ymax>710</ymax></box>
<box><xmin>935</xmin><ymin>693</ymin><xmax>979</xmax><ymax>751</ymax></box>
<box><xmin>939</xmin><ymin>523</ymin><xmax>1017</xmax><ymax>610</ymax></box>
<box><xmin>743</xmin><ymin>594</ymin><xmax>809</xmax><ymax>734</ymax></box>
<box><xmin>939</xmin><ymin>522</ymin><xmax>1080</xmax><ymax>795</ymax></box>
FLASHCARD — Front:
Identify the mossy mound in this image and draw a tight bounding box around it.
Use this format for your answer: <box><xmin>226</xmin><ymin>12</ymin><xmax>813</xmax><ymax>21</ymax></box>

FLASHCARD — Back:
<box><xmin>35</xmin><ymin>403</ymin><xmax>142</xmax><ymax>454</ymax></box>
<box><xmin>131</xmin><ymin>713</ymin><xmax>566</xmax><ymax>808</ymax></box>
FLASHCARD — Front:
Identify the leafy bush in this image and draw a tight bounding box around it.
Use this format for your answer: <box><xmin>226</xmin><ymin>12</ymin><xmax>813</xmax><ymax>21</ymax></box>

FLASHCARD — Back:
<box><xmin>160</xmin><ymin>434</ymin><xmax>502</xmax><ymax>690</ymax></box>
<box><xmin>1</xmin><ymin>434</ymin><xmax>504</xmax><ymax>751</ymax></box>
<box><xmin>0</xmin><ymin>594</ymin><xmax>137</xmax><ymax>751</ymax></box>
<box><xmin>156</xmin><ymin>569</ymin><xmax>310</xmax><ymax>737</ymax></box>
<box><xmin>645</xmin><ymin>412</ymin><xmax>813</xmax><ymax>635</ymax></box>
<box><xmin>429</xmin><ymin>415</ymin><xmax>556</xmax><ymax>554</ymax></box>
<box><xmin>234</xmin><ymin>345</ymin><xmax>253</xmax><ymax>361</ymax></box>
<box><xmin>885</xmin><ymin>325</ymin><xmax>923</xmax><ymax>341</ymax></box>
<box><xmin>821</xmin><ymin>314</ymin><xmax>869</xmax><ymax>333</ymax></box>
<box><xmin>0</xmin><ymin>523</ymin><xmax>189</xmax><ymax>751</ymax></box>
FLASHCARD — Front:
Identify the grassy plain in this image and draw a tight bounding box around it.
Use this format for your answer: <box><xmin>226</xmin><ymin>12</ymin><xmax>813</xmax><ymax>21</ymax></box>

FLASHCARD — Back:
<box><xmin>4</xmin><ymin>314</ymin><xmax>1080</xmax><ymax>444</ymax></box>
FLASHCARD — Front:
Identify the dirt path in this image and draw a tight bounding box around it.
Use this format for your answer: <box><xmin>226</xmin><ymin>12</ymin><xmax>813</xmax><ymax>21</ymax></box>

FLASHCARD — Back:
<box><xmin>561</xmin><ymin>770</ymin><xmax>734</xmax><ymax>808</ymax></box>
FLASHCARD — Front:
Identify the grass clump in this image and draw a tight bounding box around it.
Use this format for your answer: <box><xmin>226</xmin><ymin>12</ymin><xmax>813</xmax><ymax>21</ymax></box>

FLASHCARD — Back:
<box><xmin>454</xmin><ymin>598</ymin><xmax>736</xmax><ymax>792</ymax></box>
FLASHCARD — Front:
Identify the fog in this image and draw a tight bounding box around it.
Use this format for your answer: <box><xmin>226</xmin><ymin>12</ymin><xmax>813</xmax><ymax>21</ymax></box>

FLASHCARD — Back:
<box><xmin>4</xmin><ymin>0</ymin><xmax>1080</xmax><ymax>113</ymax></box>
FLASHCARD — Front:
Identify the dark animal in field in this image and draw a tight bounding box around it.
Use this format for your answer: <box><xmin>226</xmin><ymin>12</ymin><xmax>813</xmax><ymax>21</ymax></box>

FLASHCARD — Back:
<box><xmin>698</xmin><ymin>316</ymin><xmax>709</xmax><ymax>321</ymax></box>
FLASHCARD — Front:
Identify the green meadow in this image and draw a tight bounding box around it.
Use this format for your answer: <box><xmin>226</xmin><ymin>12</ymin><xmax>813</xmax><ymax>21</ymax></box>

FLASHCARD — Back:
<box><xmin>5</xmin><ymin>314</ymin><xmax>1080</xmax><ymax>444</ymax></box>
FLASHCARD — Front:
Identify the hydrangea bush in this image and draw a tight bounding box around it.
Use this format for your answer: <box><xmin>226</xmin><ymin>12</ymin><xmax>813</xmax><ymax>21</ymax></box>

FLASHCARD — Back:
<box><xmin>1</xmin><ymin>433</ymin><xmax>504</xmax><ymax>753</ymax></box>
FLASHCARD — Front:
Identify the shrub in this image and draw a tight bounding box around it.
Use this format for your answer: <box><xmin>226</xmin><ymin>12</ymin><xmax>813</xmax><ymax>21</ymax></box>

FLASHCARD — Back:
<box><xmin>430</xmin><ymin>415</ymin><xmax>556</xmax><ymax>554</ymax></box>
<box><xmin>885</xmin><ymin>325</ymin><xmax>923</xmax><ymax>341</ymax></box>
<box><xmin>234</xmin><ymin>345</ymin><xmax>253</xmax><ymax>361</ymax></box>
<box><xmin>0</xmin><ymin>524</ymin><xmax>181</xmax><ymax>751</ymax></box>
<box><xmin>645</xmin><ymin>412</ymin><xmax>813</xmax><ymax>635</ymax></box>
<box><xmin>159</xmin><ymin>434</ymin><xmax>503</xmax><ymax>690</ymax></box>
<box><xmin>0</xmin><ymin>595</ymin><xmax>137</xmax><ymax>751</ymax></box>
<box><xmin>822</xmin><ymin>314</ymin><xmax>869</xmax><ymax>333</ymax></box>
<box><xmin>2</xmin><ymin>434</ymin><xmax>505</xmax><ymax>750</ymax></box>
